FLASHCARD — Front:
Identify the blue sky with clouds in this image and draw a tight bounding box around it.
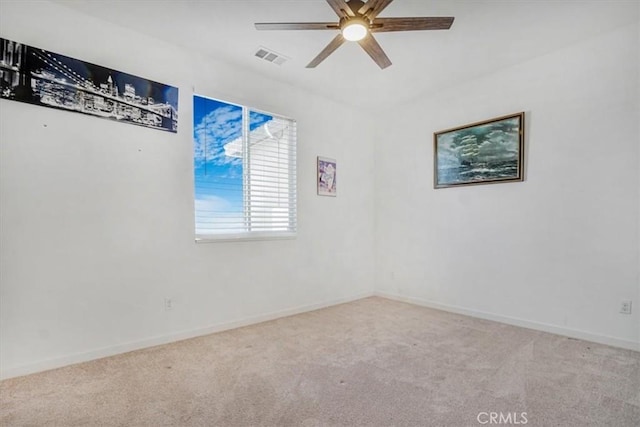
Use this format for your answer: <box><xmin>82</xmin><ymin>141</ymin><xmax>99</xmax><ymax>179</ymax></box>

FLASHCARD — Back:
<box><xmin>193</xmin><ymin>96</ymin><xmax>271</xmax><ymax>233</ymax></box>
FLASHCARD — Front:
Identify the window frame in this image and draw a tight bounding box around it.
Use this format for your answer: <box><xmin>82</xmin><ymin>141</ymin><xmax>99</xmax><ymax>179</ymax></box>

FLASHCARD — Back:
<box><xmin>193</xmin><ymin>95</ymin><xmax>297</xmax><ymax>243</ymax></box>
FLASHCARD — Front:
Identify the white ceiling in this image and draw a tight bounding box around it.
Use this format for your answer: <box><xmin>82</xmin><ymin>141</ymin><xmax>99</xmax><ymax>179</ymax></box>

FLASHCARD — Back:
<box><xmin>52</xmin><ymin>0</ymin><xmax>638</xmax><ymax>112</ymax></box>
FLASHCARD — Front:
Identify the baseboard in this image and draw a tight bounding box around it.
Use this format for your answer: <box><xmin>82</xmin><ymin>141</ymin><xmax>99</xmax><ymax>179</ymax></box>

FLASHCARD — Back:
<box><xmin>375</xmin><ymin>291</ymin><xmax>640</xmax><ymax>352</ymax></box>
<box><xmin>0</xmin><ymin>291</ymin><xmax>374</xmax><ymax>380</ymax></box>
<box><xmin>5</xmin><ymin>290</ymin><xmax>635</xmax><ymax>380</ymax></box>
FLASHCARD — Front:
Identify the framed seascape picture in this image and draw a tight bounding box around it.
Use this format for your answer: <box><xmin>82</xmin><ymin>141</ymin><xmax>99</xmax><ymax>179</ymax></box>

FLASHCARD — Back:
<box><xmin>434</xmin><ymin>112</ymin><xmax>525</xmax><ymax>188</ymax></box>
<box><xmin>317</xmin><ymin>156</ymin><xmax>336</xmax><ymax>196</ymax></box>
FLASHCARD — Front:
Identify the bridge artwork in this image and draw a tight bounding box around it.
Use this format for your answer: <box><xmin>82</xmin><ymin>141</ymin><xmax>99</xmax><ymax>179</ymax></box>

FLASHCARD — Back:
<box><xmin>0</xmin><ymin>37</ymin><xmax>178</xmax><ymax>133</ymax></box>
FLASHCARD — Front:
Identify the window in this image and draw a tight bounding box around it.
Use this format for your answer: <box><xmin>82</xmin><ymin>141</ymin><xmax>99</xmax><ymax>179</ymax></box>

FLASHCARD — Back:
<box><xmin>193</xmin><ymin>95</ymin><xmax>297</xmax><ymax>240</ymax></box>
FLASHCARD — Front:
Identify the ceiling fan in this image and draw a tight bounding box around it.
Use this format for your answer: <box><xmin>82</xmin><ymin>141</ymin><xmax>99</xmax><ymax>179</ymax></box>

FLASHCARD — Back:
<box><xmin>255</xmin><ymin>0</ymin><xmax>454</xmax><ymax>69</ymax></box>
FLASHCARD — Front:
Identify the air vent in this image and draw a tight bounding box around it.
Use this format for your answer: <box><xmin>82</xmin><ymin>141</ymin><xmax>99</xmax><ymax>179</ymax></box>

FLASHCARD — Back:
<box><xmin>254</xmin><ymin>46</ymin><xmax>289</xmax><ymax>66</ymax></box>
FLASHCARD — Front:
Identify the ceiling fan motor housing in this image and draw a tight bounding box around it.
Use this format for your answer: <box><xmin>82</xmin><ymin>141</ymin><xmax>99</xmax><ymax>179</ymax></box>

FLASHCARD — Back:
<box><xmin>339</xmin><ymin>16</ymin><xmax>371</xmax><ymax>30</ymax></box>
<box><xmin>347</xmin><ymin>0</ymin><xmax>367</xmax><ymax>15</ymax></box>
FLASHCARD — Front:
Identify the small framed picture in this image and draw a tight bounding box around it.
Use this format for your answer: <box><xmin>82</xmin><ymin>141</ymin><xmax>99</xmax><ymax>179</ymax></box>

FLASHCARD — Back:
<box><xmin>434</xmin><ymin>112</ymin><xmax>525</xmax><ymax>188</ymax></box>
<box><xmin>317</xmin><ymin>156</ymin><xmax>336</xmax><ymax>196</ymax></box>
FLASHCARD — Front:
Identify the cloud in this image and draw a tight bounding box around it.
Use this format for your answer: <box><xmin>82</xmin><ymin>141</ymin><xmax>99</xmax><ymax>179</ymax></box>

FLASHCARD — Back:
<box><xmin>437</xmin><ymin>121</ymin><xmax>520</xmax><ymax>164</ymax></box>
<box><xmin>194</xmin><ymin>105</ymin><xmax>243</xmax><ymax>166</ymax></box>
<box><xmin>250</xmin><ymin>111</ymin><xmax>272</xmax><ymax>129</ymax></box>
<box><xmin>476</xmin><ymin>130</ymin><xmax>518</xmax><ymax>162</ymax></box>
<box><xmin>437</xmin><ymin>150</ymin><xmax>461</xmax><ymax>168</ymax></box>
<box><xmin>194</xmin><ymin>194</ymin><xmax>232</xmax><ymax>212</ymax></box>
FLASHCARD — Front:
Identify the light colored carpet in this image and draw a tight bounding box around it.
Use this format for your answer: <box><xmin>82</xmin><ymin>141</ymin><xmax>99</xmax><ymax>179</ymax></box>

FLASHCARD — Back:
<box><xmin>1</xmin><ymin>297</ymin><xmax>639</xmax><ymax>426</ymax></box>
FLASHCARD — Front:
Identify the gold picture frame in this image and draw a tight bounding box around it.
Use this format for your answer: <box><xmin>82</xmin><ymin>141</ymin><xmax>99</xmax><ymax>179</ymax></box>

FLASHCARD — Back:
<box><xmin>434</xmin><ymin>112</ymin><xmax>525</xmax><ymax>188</ymax></box>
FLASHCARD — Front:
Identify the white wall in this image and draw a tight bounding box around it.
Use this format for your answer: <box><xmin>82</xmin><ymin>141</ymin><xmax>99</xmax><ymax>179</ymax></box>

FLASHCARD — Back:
<box><xmin>1</xmin><ymin>1</ymin><xmax>638</xmax><ymax>381</ymax></box>
<box><xmin>374</xmin><ymin>21</ymin><xmax>640</xmax><ymax>349</ymax></box>
<box><xmin>0</xmin><ymin>1</ymin><xmax>376</xmax><ymax>378</ymax></box>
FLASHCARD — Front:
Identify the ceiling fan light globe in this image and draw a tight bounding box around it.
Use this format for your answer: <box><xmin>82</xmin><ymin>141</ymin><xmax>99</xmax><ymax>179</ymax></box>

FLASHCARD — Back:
<box><xmin>342</xmin><ymin>20</ymin><xmax>368</xmax><ymax>41</ymax></box>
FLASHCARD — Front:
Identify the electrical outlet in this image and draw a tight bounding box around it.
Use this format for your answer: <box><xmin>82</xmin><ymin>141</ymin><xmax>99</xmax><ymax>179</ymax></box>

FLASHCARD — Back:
<box><xmin>164</xmin><ymin>298</ymin><xmax>173</xmax><ymax>311</ymax></box>
<box><xmin>620</xmin><ymin>300</ymin><xmax>632</xmax><ymax>315</ymax></box>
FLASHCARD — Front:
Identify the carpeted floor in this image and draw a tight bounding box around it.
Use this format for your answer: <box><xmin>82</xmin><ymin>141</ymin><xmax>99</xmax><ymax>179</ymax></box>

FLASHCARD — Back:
<box><xmin>1</xmin><ymin>297</ymin><xmax>639</xmax><ymax>426</ymax></box>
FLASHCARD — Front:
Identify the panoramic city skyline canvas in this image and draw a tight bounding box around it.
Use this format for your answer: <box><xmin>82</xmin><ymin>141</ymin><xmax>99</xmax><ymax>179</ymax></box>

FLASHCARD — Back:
<box><xmin>0</xmin><ymin>37</ymin><xmax>178</xmax><ymax>132</ymax></box>
<box><xmin>434</xmin><ymin>112</ymin><xmax>524</xmax><ymax>188</ymax></box>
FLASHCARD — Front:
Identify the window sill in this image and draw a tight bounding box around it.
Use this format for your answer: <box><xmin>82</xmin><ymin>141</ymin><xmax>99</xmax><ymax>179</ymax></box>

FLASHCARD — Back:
<box><xmin>195</xmin><ymin>232</ymin><xmax>296</xmax><ymax>243</ymax></box>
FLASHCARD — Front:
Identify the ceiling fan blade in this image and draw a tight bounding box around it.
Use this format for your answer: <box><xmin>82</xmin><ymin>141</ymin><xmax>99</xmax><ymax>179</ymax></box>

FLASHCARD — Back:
<box><xmin>326</xmin><ymin>0</ymin><xmax>354</xmax><ymax>18</ymax></box>
<box><xmin>255</xmin><ymin>22</ymin><xmax>339</xmax><ymax>31</ymax></box>
<box><xmin>306</xmin><ymin>34</ymin><xmax>347</xmax><ymax>68</ymax></box>
<box><xmin>371</xmin><ymin>17</ymin><xmax>455</xmax><ymax>32</ymax></box>
<box><xmin>357</xmin><ymin>33</ymin><xmax>392</xmax><ymax>69</ymax></box>
<box><xmin>359</xmin><ymin>0</ymin><xmax>394</xmax><ymax>20</ymax></box>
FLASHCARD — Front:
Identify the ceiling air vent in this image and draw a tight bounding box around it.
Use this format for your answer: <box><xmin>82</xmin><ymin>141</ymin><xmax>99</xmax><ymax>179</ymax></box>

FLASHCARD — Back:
<box><xmin>254</xmin><ymin>47</ymin><xmax>289</xmax><ymax>66</ymax></box>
